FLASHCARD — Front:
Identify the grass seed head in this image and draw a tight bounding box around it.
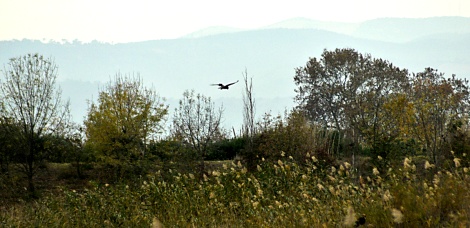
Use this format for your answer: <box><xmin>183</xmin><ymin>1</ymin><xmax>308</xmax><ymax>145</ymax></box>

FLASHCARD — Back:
<box><xmin>391</xmin><ymin>208</ymin><xmax>404</xmax><ymax>223</ymax></box>
<box><xmin>343</xmin><ymin>206</ymin><xmax>356</xmax><ymax>226</ymax></box>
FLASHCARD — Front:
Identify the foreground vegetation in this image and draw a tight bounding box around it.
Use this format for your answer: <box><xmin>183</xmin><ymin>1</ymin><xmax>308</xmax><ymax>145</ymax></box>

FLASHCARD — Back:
<box><xmin>1</xmin><ymin>153</ymin><xmax>469</xmax><ymax>227</ymax></box>
<box><xmin>2</xmin><ymin>49</ymin><xmax>470</xmax><ymax>227</ymax></box>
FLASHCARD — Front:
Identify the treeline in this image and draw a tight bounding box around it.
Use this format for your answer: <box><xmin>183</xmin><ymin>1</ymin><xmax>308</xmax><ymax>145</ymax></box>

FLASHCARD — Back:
<box><xmin>1</xmin><ymin>49</ymin><xmax>470</xmax><ymax>197</ymax></box>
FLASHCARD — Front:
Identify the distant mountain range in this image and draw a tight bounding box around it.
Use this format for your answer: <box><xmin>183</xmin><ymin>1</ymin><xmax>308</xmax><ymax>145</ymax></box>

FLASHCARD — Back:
<box><xmin>1</xmin><ymin>17</ymin><xmax>469</xmax><ymax>131</ymax></box>
<box><xmin>185</xmin><ymin>16</ymin><xmax>470</xmax><ymax>42</ymax></box>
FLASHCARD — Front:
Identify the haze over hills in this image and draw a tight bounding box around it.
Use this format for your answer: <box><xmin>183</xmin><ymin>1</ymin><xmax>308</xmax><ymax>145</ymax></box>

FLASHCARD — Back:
<box><xmin>1</xmin><ymin>17</ymin><xmax>469</xmax><ymax>132</ymax></box>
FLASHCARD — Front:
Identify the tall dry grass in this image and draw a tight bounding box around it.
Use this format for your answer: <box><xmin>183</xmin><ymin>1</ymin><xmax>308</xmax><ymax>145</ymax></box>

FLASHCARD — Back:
<box><xmin>1</xmin><ymin>154</ymin><xmax>469</xmax><ymax>227</ymax></box>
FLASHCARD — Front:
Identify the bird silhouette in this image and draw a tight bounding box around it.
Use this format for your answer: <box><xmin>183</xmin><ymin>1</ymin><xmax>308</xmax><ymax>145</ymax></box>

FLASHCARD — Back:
<box><xmin>211</xmin><ymin>80</ymin><xmax>239</xmax><ymax>90</ymax></box>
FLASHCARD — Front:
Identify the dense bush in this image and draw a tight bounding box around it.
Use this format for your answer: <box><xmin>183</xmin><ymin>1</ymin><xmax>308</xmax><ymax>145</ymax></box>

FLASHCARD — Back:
<box><xmin>1</xmin><ymin>154</ymin><xmax>469</xmax><ymax>227</ymax></box>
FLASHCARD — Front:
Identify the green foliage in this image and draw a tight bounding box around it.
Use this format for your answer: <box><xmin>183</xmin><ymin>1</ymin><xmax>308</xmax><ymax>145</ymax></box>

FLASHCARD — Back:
<box><xmin>84</xmin><ymin>73</ymin><xmax>168</xmax><ymax>173</ymax></box>
<box><xmin>206</xmin><ymin>137</ymin><xmax>245</xmax><ymax>160</ymax></box>
<box><xmin>294</xmin><ymin>49</ymin><xmax>470</xmax><ymax>165</ymax></box>
<box><xmin>250</xmin><ymin>111</ymin><xmax>336</xmax><ymax>167</ymax></box>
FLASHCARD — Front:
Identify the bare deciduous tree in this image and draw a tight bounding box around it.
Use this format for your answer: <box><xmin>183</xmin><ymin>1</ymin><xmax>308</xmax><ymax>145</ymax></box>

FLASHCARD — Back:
<box><xmin>0</xmin><ymin>53</ymin><xmax>70</xmax><ymax>194</ymax></box>
<box><xmin>172</xmin><ymin>90</ymin><xmax>224</xmax><ymax>176</ymax></box>
<box><xmin>242</xmin><ymin>69</ymin><xmax>257</xmax><ymax>170</ymax></box>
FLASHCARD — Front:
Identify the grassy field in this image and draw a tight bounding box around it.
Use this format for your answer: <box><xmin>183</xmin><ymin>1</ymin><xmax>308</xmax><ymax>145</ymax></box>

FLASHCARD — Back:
<box><xmin>1</xmin><ymin>155</ymin><xmax>470</xmax><ymax>227</ymax></box>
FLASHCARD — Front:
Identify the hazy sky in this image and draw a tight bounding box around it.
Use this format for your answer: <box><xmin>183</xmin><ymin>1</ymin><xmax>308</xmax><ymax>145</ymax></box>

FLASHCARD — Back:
<box><xmin>1</xmin><ymin>0</ymin><xmax>469</xmax><ymax>43</ymax></box>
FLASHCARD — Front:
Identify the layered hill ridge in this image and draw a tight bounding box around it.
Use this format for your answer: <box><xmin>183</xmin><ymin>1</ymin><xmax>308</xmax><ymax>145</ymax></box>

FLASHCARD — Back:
<box><xmin>1</xmin><ymin>17</ymin><xmax>469</xmax><ymax>129</ymax></box>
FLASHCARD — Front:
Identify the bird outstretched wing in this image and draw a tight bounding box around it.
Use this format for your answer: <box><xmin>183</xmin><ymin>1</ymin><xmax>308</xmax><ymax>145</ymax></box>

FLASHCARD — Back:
<box><xmin>225</xmin><ymin>80</ymin><xmax>239</xmax><ymax>87</ymax></box>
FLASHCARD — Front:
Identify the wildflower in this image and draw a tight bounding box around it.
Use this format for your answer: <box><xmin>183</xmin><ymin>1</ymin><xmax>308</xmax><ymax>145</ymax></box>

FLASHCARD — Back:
<box><xmin>212</xmin><ymin>170</ymin><xmax>220</xmax><ymax>176</ymax></box>
<box><xmin>252</xmin><ymin>201</ymin><xmax>259</xmax><ymax>208</ymax></box>
<box><xmin>281</xmin><ymin>151</ymin><xmax>286</xmax><ymax>157</ymax></box>
<box><xmin>278</xmin><ymin>160</ymin><xmax>284</xmax><ymax>166</ymax></box>
<box><xmin>317</xmin><ymin>183</ymin><xmax>324</xmax><ymax>191</ymax></box>
<box><xmin>372</xmin><ymin>167</ymin><xmax>380</xmax><ymax>176</ymax></box>
<box><xmin>454</xmin><ymin>158</ymin><xmax>461</xmax><ymax>168</ymax></box>
<box><xmin>203</xmin><ymin>174</ymin><xmax>208</xmax><ymax>182</ymax></box>
<box><xmin>464</xmin><ymin>167</ymin><xmax>469</xmax><ymax>173</ymax></box>
<box><xmin>241</xmin><ymin>168</ymin><xmax>247</xmax><ymax>174</ymax></box>
<box><xmin>237</xmin><ymin>161</ymin><xmax>242</xmax><ymax>168</ymax></box>
<box><xmin>391</xmin><ymin>208</ymin><xmax>404</xmax><ymax>223</ymax></box>
<box><xmin>105</xmin><ymin>183</ymin><xmax>109</xmax><ymax>187</ymax></box>
<box><xmin>424</xmin><ymin>161</ymin><xmax>434</xmax><ymax>169</ymax></box>
<box><xmin>301</xmin><ymin>174</ymin><xmax>308</xmax><ymax>180</ymax></box>
<box><xmin>257</xmin><ymin>165</ymin><xmax>262</xmax><ymax>171</ymax></box>
<box><xmin>340</xmin><ymin>164</ymin><xmax>345</xmax><ymax>171</ymax></box>
<box><xmin>378</xmin><ymin>155</ymin><xmax>383</xmax><ymax>160</ymax></box>
<box><xmin>222</xmin><ymin>163</ymin><xmax>228</xmax><ymax>169</ymax></box>
<box><xmin>275</xmin><ymin>200</ymin><xmax>282</xmax><ymax>208</ymax></box>
<box><xmin>344</xmin><ymin>162</ymin><xmax>351</xmax><ymax>169</ymax></box>
<box><xmin>343</xmin><ymin>206</ymin><xmax>356</xmax><ymax>226</ymax></box>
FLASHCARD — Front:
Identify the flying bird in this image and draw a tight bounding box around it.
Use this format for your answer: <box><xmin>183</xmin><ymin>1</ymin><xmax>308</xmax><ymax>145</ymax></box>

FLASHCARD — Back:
<box><xmin>211</xmin><ymin>80</ymin><xmax>239</xmax><ymax>90</ymax></box>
